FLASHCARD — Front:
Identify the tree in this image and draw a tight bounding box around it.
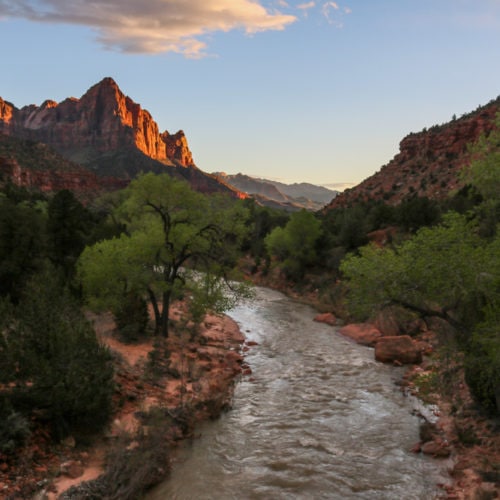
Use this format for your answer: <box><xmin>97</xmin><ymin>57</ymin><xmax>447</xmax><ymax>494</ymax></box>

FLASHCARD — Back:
<box><xmin>0</xmin><ymin>197</ymin><xmax>47</xmax><ymax>301</ymax></box>
<box><xmin>265</xmin><ymin>209</ymin><xmax>323</xmax><ymax>280</ymax></box>
<box><xmin>339</xmin><ymin>212</ymin><xmax>484</xmax><ymax>328</ymax></box>
<box><xmin>340</xmin><ymin>213</ymin><xmax>500</xmax><ymax>413</ymax></box>
<box><xmin>78</xmin><ymin>173</ymin><xmax>251</xmax><ymax>337</ymax></box>
<box><xmin>0</xmin><ymin>267</ymin><xmax>114</xmax><ymax>439</ymax></box>
<box><xmin>46</xmin><ymin>189</ymin><xmax>91</xmax><ymax>278</ymax></box>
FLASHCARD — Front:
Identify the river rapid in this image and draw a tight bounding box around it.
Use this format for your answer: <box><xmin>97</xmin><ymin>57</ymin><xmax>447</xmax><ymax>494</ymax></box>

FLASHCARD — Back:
<box><xmin>148</xmin><ymin>287</ymin><xmax>450</xmax><ymax>499</ymax></box>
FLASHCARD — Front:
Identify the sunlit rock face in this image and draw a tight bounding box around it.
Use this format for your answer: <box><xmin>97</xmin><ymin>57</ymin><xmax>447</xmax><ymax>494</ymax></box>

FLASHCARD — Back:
<box><xmin>0</xmin><ymin>79</ymin><xmax>244</xmax><ymax>198</ymax></box>
<box><xmin>0</xmin><ymin>77</ymin><xmax>192</xmax><ymax>166</ymax></box>
<box><xmin>324</xmin><ymin>96</ymin><xmax>500</xmax><ymax>210</ymax></box>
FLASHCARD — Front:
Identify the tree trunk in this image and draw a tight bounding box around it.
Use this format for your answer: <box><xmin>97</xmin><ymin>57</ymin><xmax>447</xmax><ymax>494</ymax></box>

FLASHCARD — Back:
<box><xmin>161</xmin><ymin>290</ymin><xmax>171</xmax><ymax>338</ymax></box>
<box><xmin>147</xmin><ymin>288</ymin><xmax>161</xmax><ymax>335</ymax></box>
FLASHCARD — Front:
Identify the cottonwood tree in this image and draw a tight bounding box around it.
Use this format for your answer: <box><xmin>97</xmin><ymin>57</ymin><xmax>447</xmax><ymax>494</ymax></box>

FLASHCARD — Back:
<box><xmin>78</xmin><ymin>173</ymin><xmax>251</xmax><ymax>337</ymax></box>
<box><xmin>265</xmin><ymin>209</ymin><xmax>322</xmax><ymax>280</ymax></box>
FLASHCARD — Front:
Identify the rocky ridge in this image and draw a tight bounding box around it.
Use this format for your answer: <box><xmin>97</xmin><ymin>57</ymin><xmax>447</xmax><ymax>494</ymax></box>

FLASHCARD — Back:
<box><xmin>325</xmin><ymin>97</ymin><xmax>500</xmax><ymax>210</ymax></box>
<box><xmin>0</xmin><ymin>79</ymin><xmax>244</xmax><ymax>198</ymax></box>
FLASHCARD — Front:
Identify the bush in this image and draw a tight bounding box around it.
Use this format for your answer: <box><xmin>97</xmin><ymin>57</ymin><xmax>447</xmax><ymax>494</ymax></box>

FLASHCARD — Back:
<box><xmin>115</xmin><ymin>291</ymin><xmax>149</xmax><ymax>342</ymax></box>
<box><xmin>0</xmin><ymin>407</ymin><xmax>31</xmax><ymax>454</ymax></box>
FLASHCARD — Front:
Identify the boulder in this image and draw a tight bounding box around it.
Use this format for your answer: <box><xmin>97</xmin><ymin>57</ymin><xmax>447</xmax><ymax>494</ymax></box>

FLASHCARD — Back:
<box><xmin>421</xmin><ymin>439</ymin><xmax>451</xmax><ymax>458</ymax></box>
<box><xmin>374</xmin><ymin>335</ymin><xmax>422</xmax><ymax>364</ymax></box>
<box><xmin>337</xmin><ymin>323</ymin><xmax>382</xmax><ymax>347</ymax></box>
<box><xmin>313</xmin><ymin>312</ymin><xmax>337</xmax><ymax>326</ymax></box>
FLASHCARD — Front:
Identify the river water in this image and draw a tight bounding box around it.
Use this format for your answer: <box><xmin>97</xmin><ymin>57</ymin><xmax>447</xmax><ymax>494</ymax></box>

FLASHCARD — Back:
<box><xmin>148</xmin><ymin>287</ymin><xmax>450</xmax><ymax>499</ymax></box>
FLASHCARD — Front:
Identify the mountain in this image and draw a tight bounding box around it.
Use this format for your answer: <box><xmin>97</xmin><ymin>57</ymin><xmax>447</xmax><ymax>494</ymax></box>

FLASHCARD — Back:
<box><xmin>214</xmin><ymin>172</ymin><xmax>338</xmax><ymax>211</ymax></box>
<box><xmin>0</xmin><ymin>78</ymin><xmax>244</xmax><ymax>197</ymax></box>
<box><xmin>325</xmin><ymin>97</ymin><xmax>500</xmax><ymax>211</ymax></box>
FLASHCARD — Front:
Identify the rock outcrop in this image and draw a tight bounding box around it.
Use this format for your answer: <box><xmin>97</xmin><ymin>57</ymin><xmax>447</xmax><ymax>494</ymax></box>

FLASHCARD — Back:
<box><xmin>0</xmin><ymin>78</ymin><xmax>244</xmax><ymax>198</ymax></box>
<box><xmin>325</xmin><ymin>96</ymin><xmax>500</xmax><ymax>210</ymax></box>
<box><xmin>0</xmin><ymin>78</ymin><xmax>191</xmax><ymax>166</ymax></box>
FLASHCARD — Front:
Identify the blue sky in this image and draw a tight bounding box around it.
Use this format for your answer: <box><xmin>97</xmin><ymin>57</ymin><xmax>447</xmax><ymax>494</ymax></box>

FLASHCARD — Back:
<box><xmin>0</xmin><ymin>0</ymin><xmax>499</xmax><ymax>189</ymax></box>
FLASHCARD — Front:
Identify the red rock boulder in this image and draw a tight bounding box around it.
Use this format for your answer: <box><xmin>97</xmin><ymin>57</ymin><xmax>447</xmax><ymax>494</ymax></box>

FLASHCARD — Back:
<box><xmin>313</xmin><ymin>312</ymin><xmax>337</xmax><ymax>326</ymax></box>
<box><xmin>374</xmin><ymin>335</ymin><xmax>422</xmax><ymax>365</ymax></box>
<box><xmin>337</xmin><ymin>323</ymin><xmax>382</xmax><ymax>347</ymax></box>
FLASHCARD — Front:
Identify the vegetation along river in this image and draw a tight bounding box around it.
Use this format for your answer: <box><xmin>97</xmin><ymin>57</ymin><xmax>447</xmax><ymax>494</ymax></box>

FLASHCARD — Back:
<box><xmin>148</xmin><ymin>287</ymin><xmax>451</xmax><ymax>499</ymax></box>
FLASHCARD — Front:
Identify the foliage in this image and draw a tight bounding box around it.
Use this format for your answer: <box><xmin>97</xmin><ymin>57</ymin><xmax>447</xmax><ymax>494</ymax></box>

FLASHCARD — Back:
<box><xmin>0</xmin><ymin>267</ymin><xmax>114</xmax><ymax>439</ymax></box>
<box><xmin>265</xmin><ymin>209</ymin><xmax>322</xmax><ymax>280</ymax></box>
<box><xmin>0</xmin><ymin>408</ymin><xmax>31</xmax><ymax>454</ymax></box>
<box><xmin>115</xmin><ymin>291</ymin><xmax>150</xmax><ymax>342</ymax></box>
<box><xmin>340</xmin><ymin>212</ymin><xmax>486</xmax><ymax>325</ymax></box>
<box><xmin>0</xmin><ymin>196</ymin><xmax>48</xmax><ymax>301</ymax></box>
<box><xmin>46</xmin><ymin>189</ymin><xmax>93</xmax><ymax>278</ymax></box>
<box><xmin>78</xmin><ymin>173</ymin><xmax>251</xmax><ymax>337</ymax></box>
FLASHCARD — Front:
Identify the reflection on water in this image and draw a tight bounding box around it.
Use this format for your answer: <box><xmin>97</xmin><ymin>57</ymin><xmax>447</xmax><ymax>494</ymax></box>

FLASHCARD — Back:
<box><xmin>148</xmin><ymin>288</ymin><xmax>450</xmax><ymax>499</ymax></box>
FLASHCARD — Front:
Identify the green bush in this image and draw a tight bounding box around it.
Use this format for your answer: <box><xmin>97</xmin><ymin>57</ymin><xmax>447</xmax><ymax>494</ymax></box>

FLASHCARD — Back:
<box><xmin>115</xmin><ymin>291</ymin><xmax>149</xmax><ymax>342</ymax></box>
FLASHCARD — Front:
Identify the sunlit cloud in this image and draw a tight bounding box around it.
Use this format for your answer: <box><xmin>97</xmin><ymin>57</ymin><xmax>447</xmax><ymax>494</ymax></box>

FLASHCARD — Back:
<box><xmin>0</xmin><ymin>0</ymin><xmax>297</xmax><ymax>57</ymax></box>
<box><xmin>297</xmin><ymin>1</ymin><xmax>315</xmax><ymax>18</ymax></box>
<box><xmin>297</xmin><ymin>1</ymin><xmax>316</xmax><ymax>10</ymax></box>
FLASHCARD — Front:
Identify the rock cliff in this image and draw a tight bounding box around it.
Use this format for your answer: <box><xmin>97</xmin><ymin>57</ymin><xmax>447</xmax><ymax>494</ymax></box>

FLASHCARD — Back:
<box><xmin>325</xmin><ymin>97</ymin><xmax>499</xmax><ymax>210</ymax></box>
<box><xmin>0</xmin><ymin>78</ymin><xmax>191</xmax><ymax>166</ymax></box>
<box><xmin>0</xmin><ymin>78</ymin><xmax>242</xmax><ymax>197</ymax></box>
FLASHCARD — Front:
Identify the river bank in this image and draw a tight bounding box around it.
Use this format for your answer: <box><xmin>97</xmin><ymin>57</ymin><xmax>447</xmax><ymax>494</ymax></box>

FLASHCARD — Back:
<box><xmin>0</xmin><ymin>302</ymin><xmax>250</xmax><ymax>499</ymax></box>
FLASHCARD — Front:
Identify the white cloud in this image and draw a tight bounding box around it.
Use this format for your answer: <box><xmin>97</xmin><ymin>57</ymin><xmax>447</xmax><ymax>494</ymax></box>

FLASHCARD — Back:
<box><xmin>297</xmin><ymin>1</ymin><xmax>316</xmax><ymax>10</ymax></box>
<box><xmin>321</xmin><ymin>1</ymin><xmax>352</xmax><ymax>26</ymax></box>
<box><xmin>0</xmin><ymin>0</ymin><xmax>296</xmax><ymax>57</ymax></box>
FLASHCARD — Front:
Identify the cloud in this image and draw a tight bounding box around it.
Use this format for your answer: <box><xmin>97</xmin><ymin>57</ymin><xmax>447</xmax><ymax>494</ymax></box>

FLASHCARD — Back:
<box><xmin>0</xmin><ymin>0</ymin><xmax>297</xmax><ymax>57</ymax></box>
<box><xmin>321</xmin><ymin>1</ymin><xmax>351</xmax><ymax>26</ymax></box>
<box><xmin>297</xmin><ymin>1</ymin><xmax>316</xmax><ymax>10</ymax></box>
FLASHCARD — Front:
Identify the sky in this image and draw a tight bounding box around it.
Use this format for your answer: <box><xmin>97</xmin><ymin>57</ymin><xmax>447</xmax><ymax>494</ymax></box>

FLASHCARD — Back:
<box><xmin>0</xmin><ymin>1</ymin><xmax>499</xmax><ymax>190</ymax></box>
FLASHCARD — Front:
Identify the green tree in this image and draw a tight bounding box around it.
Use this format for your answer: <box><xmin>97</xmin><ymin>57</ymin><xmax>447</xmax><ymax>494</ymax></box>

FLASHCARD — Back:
<box><xmin>78</xmin><ymin>173</ymin><xmax>251</xmax><ymax>337</ymax></box>
<box><xmin>340</xmin><ymin>212</ymin><xmax>484</xmax><ymax>328</ymax></box>
<box><xmin>0</xmin><ymin>267</ymin><xmax>114</xmax><ymax>439</ymax></box>
<box><xmin>265</xmin><ymin>209</ymin><xmax>322</xmax><ymax>279</ymax></box>
<box><xmin>46</xmin><ymin>189</ymin><xmax>92</xmax><ymax>278</ymax></box>
<box><xmin>0</xmin><ymin>197</ymin><xmax>47</xmax><ymax>301</ymax></box>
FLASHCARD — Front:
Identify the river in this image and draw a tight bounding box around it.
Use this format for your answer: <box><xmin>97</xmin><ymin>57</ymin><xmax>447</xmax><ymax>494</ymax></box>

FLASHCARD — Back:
<box><xmin>148</xmin><ymin>287</ymin><xmax>450</xmax><ymax>499</ymax></box>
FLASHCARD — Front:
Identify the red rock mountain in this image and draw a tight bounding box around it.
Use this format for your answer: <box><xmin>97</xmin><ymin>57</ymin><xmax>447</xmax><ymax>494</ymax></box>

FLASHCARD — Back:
<box><xmin>325</xmin><ymin>97</ymin><xmax>499</xmax><ymax>211</ymax></box>
<box><xmin>0</xmin><ymin>78</ymin><xmax>243</xmax><ymax>197</ymax></box>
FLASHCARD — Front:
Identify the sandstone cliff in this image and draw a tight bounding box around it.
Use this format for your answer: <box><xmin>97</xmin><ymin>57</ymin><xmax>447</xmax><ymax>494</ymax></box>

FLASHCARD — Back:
<box><xmin>0</xmin><ymin>78</ymin><xmax>243</xmax><ymax>197</ymax></box>
<box><xmin>0</xmin><ymin>78</ymin><xmax>191</xmax><ymax>166</ymax></box>
<box><xmin>325</xmin><ymin>97</ymin><xmax>500</xmax><ymax>210</ymax></box>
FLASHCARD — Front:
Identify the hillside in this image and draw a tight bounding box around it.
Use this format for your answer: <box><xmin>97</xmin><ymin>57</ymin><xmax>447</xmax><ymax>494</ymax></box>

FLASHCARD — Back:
<box><xmin>325</xmin><ymin>96</ymin><xmax>500</xmax><ymax>211</ymax></box>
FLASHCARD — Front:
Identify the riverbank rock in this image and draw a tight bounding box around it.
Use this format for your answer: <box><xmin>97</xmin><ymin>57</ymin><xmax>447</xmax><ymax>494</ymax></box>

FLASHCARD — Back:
<box><xmin>337</xmin><ymin>323</ymin><xmax>382</xmax><ymax>347</ymax></box>
<box><xmin>313</xmin><ymin>312</ymin><xmax>337</xmax><ymax>326</ymax></box>
<box><xmin>374</xmin><ymin>335</ymin><xmax>422</xmax><ymax>364</ymax></box>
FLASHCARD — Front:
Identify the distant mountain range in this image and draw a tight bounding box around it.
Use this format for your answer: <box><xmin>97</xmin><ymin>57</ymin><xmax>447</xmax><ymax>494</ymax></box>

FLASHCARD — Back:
<box><xmin>213</xmin><ymin>173</ymin><xmax>338</xmax><ymax>211</ymax></box>
<box><xmin>0</xmin><ymin>78</ymin><xmax>498</xmax><ymax>213</ymax></box>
